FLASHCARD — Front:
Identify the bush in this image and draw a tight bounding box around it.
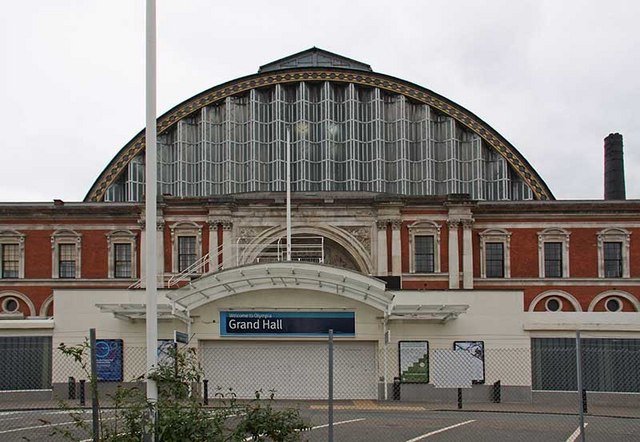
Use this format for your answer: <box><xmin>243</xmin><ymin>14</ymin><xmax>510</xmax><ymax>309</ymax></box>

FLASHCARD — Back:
<box><xmin>54</xmin><ymin>340</ymin><xmax>309</xmax><ymax>441</ymax></box>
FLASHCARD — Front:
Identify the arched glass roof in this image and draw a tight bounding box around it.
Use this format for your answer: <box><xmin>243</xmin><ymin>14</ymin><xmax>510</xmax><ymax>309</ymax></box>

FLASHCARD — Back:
<box><xmin>86</xmin><ymin>48</ymin><xmax>553</xmax><ymax>202</ymax></box>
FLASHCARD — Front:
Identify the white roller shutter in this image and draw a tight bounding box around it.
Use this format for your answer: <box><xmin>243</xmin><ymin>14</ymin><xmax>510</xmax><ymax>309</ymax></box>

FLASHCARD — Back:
<box><xmin>200</xmin><ymin>340</ymin><xmax>377</xmax><ymax>400</ymax></box>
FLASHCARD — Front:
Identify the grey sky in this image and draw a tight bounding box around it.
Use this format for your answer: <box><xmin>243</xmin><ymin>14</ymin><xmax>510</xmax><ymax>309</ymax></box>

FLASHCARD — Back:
<box><xmin>1</xmin><ymin>0</ymin><xmax>638</xmax><ymax>201</ymax></box>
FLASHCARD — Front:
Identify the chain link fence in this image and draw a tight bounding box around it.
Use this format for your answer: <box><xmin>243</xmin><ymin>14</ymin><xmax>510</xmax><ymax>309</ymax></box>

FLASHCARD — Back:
<box><xmin>0</xmin><ymin>332</ymin><xmax>638</xmax><ymax>441</ymax></box>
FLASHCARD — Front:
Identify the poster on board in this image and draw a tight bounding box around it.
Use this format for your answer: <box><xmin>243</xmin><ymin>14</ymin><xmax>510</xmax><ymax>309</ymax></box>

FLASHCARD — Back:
<box><xmin>453</xmin><ymin>341</ymin><xmax>485</xmax><ymax>384</ymax></box>
<box><xmin>398</xmin><ymin>341</ymin><xmax>429</xmax><ymax>383</ymax></box>
<box><xmin>157</xmin><ymin>339</ymin><xmax>175</xmax><ymax>366</ymax></box>
<box><xmin>95</xmin><ymin>339</ymin><xmax>123</xmax><ymax>382</ymax></box>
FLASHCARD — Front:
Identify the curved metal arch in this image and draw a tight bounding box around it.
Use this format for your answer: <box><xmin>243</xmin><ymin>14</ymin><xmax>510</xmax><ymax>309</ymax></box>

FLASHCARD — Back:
<box><xmin>528</xmin><ymin>290</ymin><xmax>582</xmax><ymax>312</ymax></box>
<box><xmin>166</xmin><ymin>261</ymin><xmax>391</xmax><ymax>313</ymax></box>
<box><xmin>85</xmin><ymin>68</ymin><xmax>554</xmax><ymax>202</ymax></box>
<box><xmin>238</xmin><ymin>225</ymin><xmax>374</xmax><ymax>275</ymax></box>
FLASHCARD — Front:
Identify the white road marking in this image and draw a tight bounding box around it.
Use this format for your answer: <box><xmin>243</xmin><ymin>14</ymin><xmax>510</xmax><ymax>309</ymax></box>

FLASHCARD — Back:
<box><xmin>311</xmin><ymin>417</ymin><xmax>367</xmax><ymax>430</ymax></box>
<box><xmin>0</xmin><ymin>410</ymin><xmax>75</xmax><ymax>416</ymax></box>
<box><xmin>0</xmin><ymin>416</ymin><xmax>115</xmax><ymax>435</ymax></box>
<box><xmin>405</xmin><ymin>419</ymin><xmax>476</xmax><ymax>442</ymax></box>
<box><xmin>566</xmin><ymin>423</ymin><xmax>588</xmax><ymax>442</ymax></box>
<box><xmin>243</xmin><ymin>417</ymin><xmax>366</xmax><ymax>441</ymax></box>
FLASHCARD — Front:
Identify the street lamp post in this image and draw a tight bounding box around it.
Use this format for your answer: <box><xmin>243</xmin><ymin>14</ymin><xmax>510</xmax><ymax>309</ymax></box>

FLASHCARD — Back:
<box><xmin>145</xmin><ymin>0</ymin><xmax>158</xmax><ymax>440</ymax></box>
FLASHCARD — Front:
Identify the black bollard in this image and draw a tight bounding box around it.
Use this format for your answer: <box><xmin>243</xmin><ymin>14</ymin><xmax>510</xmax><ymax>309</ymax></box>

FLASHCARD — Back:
<box><xmin>457</xmin><ymin>388</ymin><xmax>463</xmax><ymax>409</ymax></box>
<box><xmin>582</xmin><ymin>389</ymin><xmax>588</xmax><ymax>414</ymax></box>
<box><xmin>392</xmin><ymin>377</ymin><xmax>401</xmax><ymax>401</ymax></box>
<box><xmin>492</xmin><ymin>380</ymin><xmax>501</xmax><ymax>403</ymax></box>
<box><xmin>68</xmin><ymin>377</ymin><xmax>76</xmax><ymax>400</ymax></box>
<box><xmin>203</xmin><ymin>379</ymin><xmax>209</xmax><ymax>405</ymax></box>
<box><xmin>79</xmin><ymin>379</ymin><xmax>86</xmax><ymax>406</ymax></box>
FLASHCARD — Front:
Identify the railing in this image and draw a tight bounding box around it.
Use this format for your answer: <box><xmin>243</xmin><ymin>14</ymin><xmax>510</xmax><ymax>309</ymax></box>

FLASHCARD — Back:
<box><xmin>129</xmin><ymin>236</ymin><xmax>325</xmax><ymax>290</ymax></box>
<box><xmin>127</xmin><ymin>274</ymin><xmax>168</xmax><ymax>289</ymax></box>
<box><xmin>167</xmin><ymin>253</ymin><xmax>210</xmax><ymax>288</ymax></box>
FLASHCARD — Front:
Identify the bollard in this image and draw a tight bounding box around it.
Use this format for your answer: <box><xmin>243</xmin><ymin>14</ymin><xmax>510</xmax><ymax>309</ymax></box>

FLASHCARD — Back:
<box><xmin>492</xmin><ymin>380</ymin><xmax>501</xmax><ymax>403</ymax></box>
<box><xmin>457</xmin><ymin>388</ymin><xmax>463</xmax><ymax>409</ymax></box>
<box><xmin>203</xmin><ymin>379</ymin><xmax>209</xmax><ymax>405</ymax></box>
<box><xmin>582</xmin><ymin>389</ymin><xmax>588</xmax><ymax>414</ymax></box>
<box><xmin>79</xmin><ymin>379</ymin><xmax>86</xmax><ymax>406</ymax></box>
<box><xmin>392</xmin><ymin>377</ymin><xmax>401</xmax><ymax>401</ymax></box>
<box><xmin>68</xmin><ymin>377</ymin><xmax>76</xmax><ymax>400</ymax></box>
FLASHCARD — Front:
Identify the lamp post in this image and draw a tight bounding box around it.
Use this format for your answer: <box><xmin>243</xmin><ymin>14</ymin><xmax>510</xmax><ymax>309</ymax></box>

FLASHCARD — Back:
<box><xmin>144</xmin><ymin>0</ymin><xmax>158</xmax><ymax>440</ymax></box>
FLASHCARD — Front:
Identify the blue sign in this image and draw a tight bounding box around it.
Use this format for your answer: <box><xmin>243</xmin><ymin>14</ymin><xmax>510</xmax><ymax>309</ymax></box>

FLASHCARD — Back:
<box><xmin>95</xmin><ymin>339</ymin><xmax>123</xmax><ymax>382</ymax></box>
<box><xmin>220</xmin><ymin>311</ymin><xmax>355</xmax><ymax>336</ymax></box>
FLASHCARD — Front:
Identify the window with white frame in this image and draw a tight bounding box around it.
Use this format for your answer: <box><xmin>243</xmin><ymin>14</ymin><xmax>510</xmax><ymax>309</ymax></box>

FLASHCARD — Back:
<box><xmin>479</xmin><ymin>229</ymin><xmax>511</xmax><ymax>278</ymax></box>
<box><xmin>178</xmin><ymin>236</ymin><xmax>197</xmax><ymax>272</ymax></box>
<box><xmin>0</xmin><ymin>230</ymin><xmax>24</xmax><ymax>279</ymax></box>
<box><xmin>415</xmin><ymin>236</ymin><xmax>435</xmax><ymax>273</ymax></box>
<box><xmin>537</xmin><ymin>228</ymin><xmax>570</xmax><ymax>278</ymax></box>
<box><xmin>51</xmin><ymin>230</ymin><xmax>82</xmax><ymax>279</ymax></box>
<box><xmin>170</xmin><ymin>222</ymin><xmax>202</xmax><ymax>274</ymax></box>
<box><xmin>408</xmin><ymin>221</ymin><xmax>441</xmax><ymax>274</ymax></box>
<box><xmin>106</xmin><ymin>230</ymin><xmax>137</xmax><ymax>279</ymax></box>
<box><xmin>597</xmin><ymin>228</ymin><xmax>630</xmax><ymax>278</ymax></box>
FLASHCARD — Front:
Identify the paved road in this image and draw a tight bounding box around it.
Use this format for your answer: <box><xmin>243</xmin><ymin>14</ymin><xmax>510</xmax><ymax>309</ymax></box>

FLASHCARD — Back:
<box><xmin>1</xmin><ymin>406</ymin><xmax>638</xmax><ymax>441</ymax></box>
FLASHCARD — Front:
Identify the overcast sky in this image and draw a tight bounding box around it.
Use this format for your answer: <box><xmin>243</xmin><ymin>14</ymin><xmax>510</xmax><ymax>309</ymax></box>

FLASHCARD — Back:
<box><xmin>1</xmin><ymin>0</ymin><xmax>638</xmax><ymax>202</ymax></box>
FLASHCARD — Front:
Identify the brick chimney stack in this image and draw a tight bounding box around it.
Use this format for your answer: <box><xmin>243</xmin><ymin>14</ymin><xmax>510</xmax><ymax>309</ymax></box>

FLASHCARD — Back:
<box><xmin>604</xmin><ymin>133</ymin><xmax>626</xmax><ymax>200</ymax></box>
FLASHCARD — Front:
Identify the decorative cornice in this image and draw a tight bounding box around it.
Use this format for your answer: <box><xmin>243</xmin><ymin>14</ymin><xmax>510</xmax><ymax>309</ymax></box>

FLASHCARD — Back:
<box><xmin>85</xmin><ymin>69</ymin><xmax>553</xmax><ymax>202</ymax></box>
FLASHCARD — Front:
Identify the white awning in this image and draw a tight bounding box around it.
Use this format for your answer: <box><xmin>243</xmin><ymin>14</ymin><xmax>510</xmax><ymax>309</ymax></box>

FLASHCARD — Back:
<box><xmin>95</xmin><ymin>303</ymin><xmax>190</xmax><ymax>322</ymax></box>
<box><xmin>166</xmin><ymin>262</ymin><xmax>392</xmax><ymax>312</ymax></box>
<box><xmin>389</xmin><ymin>304</ymin><xmax>469</xmax><ymax>322</ymax></box>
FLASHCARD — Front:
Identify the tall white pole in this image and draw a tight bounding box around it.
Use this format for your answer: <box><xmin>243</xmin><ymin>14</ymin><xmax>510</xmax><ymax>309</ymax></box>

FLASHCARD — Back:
<box><xmin>145</xmin><ymin>0</ymin><xmax>158</xmax><ymax>421</ymax></box>
<box><xmin>286</xmin><ymin>127</ymin><xmax>292</xmax><ymax>261</ymax></box>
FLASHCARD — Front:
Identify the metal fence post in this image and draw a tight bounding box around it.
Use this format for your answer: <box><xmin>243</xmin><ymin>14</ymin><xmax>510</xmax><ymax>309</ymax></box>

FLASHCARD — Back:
<box><xmin>90</xmin><ymin>328</ymin><xmax>100</xmax><ymax>442</ymax></box>
<box><xmin>576</xmin><ymin>330</ymin><xmax>586</xmax><ymax>442</ymax></box>
<box><xmin>328</xmin><ymin>328</ymin><xmax>334</xmax><ymax>442</ymax></box>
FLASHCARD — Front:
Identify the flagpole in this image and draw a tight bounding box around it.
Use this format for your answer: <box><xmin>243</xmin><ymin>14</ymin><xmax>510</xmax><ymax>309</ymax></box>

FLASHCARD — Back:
<box><xmin>145</xmin><ymin>0</ymin><xmax>158</xmax><ymax>438</ymax></box>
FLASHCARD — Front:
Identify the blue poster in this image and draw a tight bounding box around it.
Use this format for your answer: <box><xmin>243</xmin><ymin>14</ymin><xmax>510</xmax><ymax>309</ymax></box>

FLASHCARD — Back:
<box><xmin>95</xmin><ymin>339</ymin><xmax>123</xmax><ymax>382</ymax></box>
<box><xmin>220</xmin><ymin>311</ymin><xmax>355</xmax><ymax>336</ymax></box>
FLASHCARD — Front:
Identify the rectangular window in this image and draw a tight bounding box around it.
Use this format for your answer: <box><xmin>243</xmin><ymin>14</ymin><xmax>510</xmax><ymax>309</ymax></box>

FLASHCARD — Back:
<box><xmin>544</xmin><ymin>242</ymin><xmax>562</xmax><ymax>278</ymax></box>
<box><xmin>114</xmin><ymin>243</ymin><xmax>132</xmax><ymax>278</ymax></box>
<box><xmin>1</xmin><ymin>244</ymin><xmax>19</xmax><ymax>278</ymax></box>
<box><xmin>178</xmin><ymin>236</ymin><xmax>197</xmax><ymax>272</ymax></box>
<box><xmin>604</xmin><ymin>242</ymin><xmax>623</xmax><ymax>278</ymax></box>
<box><xmin>485</xmin><ymin>242</ymin><xmax>504</xmax><ymax>278</ymax></box>
<box><xmin>414</xmin><ymin>235</ymin><xmax>435</xmax><ymax>273</ymax></box>
<box><xmin>58</xmin><ymin>244</ymin><xmax>76</xmax><ymax>278</ymax></box>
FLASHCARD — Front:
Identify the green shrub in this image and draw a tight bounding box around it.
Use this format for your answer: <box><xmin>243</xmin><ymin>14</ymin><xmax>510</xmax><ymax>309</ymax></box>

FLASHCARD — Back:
<box><xmin>54</xmin><ymin>340</ymin><xmax>309</xmax><ymax>441</ymax></box>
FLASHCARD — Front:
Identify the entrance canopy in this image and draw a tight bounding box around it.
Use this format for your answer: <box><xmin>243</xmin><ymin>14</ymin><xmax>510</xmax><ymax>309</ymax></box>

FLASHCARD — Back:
<box><xmin>166</xmin><ymin>262</ymin><xmax>392</xmax><ymax>312</ymax></box>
